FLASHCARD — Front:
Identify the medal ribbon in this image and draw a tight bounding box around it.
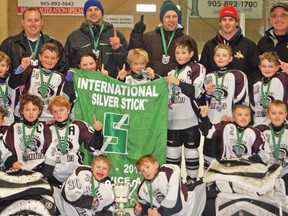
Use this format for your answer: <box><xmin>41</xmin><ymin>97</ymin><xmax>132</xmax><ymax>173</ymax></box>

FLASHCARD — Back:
<box><xmin>39</xmin><ymin>67</ymin><xmax>54</xmax><ymax>98</ymax></box>
<box><xmin>215</xmin><ymin>71</ymin><xmax>227</xmax><ymax>104</ymax></box>
<box><xmin>235</xmin><ymin>127</ymin><xmax>244</xmax><ymax>158</ymax></box>
<box><xmin>269</xmin><ymin>125</ymin><xmax>284</xmax><ymax>160</ymax></box>
<box><xmin>160</xmin><ymin>27</ymin><xmax>176</xmax><ymax>56</ymax></box>
<box><xmin>89</xmin><ymin>24</ymin><xmax>104</xmax><ymax>50</ymax></box>
<box><xmin>0</xmin><ymin>81</ymin><xmax>8</xmax><ymax>108</ymax></box>
<box><xmin>55</xmin><ymin>119</ymin><xmax>70</xmax><ymax>155</ymax></box>
<box><xmin>22</xmin><ymin>121</ymin><xmax>39</xmax><ymax>153</ymax></box>
<box><xmin>27</xmin><ymin>36</ymin><xmax>41</xmax><ymax>60</ymax></box>
<box><xmin>146</xmin><ymin>181</ymin><xmax>153</xmax><ymax>208</ymax></box>
<box><xmin>91</xmin><ymin>175</ymin><xmax>100</xmax><ymax>198</ymax></box>
<box><xmin>172</xmin><ymin>66</ymin><xmax>186</xmax><ymax>95</ymax></box>
<box><xmin>260</xmin><ymin>78</ymin><xmax>272</xmax><ymax>108</ymax></box>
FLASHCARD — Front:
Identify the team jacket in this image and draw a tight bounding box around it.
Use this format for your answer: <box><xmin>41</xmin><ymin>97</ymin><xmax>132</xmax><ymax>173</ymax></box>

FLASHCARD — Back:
<box><xmin>255</xmin><ymin>123</ymin><xmax>288</xmax><ymax>176</ymax></box>
<box><xmin>3</xmin><ymin>120</ymin><xmax>52</xmax><ymax>171</ymax></box>
<box><xmin>18</xmin><ymin>65</ymin><xmax>65</xmax><ymax>122</ymax></box>
<box><xmin>0</xmin><ymin>75</ymin><xmax>21</xmax><ymax>126</ymax></box>
<box><xmin>137</xmin><ymin>164</ymin><xmax>204</xmax><ymax>216</ymax></box>
<box><xmin>250</xmin><ymin>72</ymin><xmax>288</xmax><ymax>125</ymax></box>
<box><xmin>167</xmin><ymin>62</ymin><xmax>206</xmax><ymax>130</ymax></box>
<box><xmin>200</xmin><ymin>27</ymin><xmax>259</xmax><ymax>78</ymax></box>
<box><xmin>199</xmin><ymin>117</ymin><xmax>264</xmax><ymax>158</ymax></box>
<box><xmin>64</xmin><ymin>21</ymin><xmax>128</xmax><ymax>78</ymax></box>
<box><xmin>0</xmin><ymin>31</ymin><xmax>67</xmax><ymax>74</ymax></box>
<box><xmin>129</xmin><ymin>24</ymin><xmax>198</xmax><ymax>77</ymax></box>
<box><xmin>42</xmin><ymin>119</ymin><xmax>103</xmax><ymax>184</ymax></box>
<box><xmin>257</xmin><ymin>27</ymin><xmax>288</xmax><ymax>63</ymax></box>
<box><xmin>61</xmin><ymin>165</ymin><xmax>115</xmax><ymax>215</ymax></box>
<box><xmin>204</xmin><ymin>69</ymin><xmax>249</xmax><ymax>123</ymax></box>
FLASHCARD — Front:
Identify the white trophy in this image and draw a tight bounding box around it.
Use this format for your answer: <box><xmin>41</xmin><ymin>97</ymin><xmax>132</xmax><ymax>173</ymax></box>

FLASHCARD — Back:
<box><xmin>113</xmin><ymin>182</ymin><xmax>137</xmax><ymax>216</ymax></box>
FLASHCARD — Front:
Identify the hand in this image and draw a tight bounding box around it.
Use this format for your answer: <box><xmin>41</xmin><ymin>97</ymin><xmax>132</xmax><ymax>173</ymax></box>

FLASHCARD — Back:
<box><xmin>146</xmin><ymin>67</ymin><xmax>155</xmax><ymax>79</ymax></box>
<box><xmin>118</xmin><ymin>64</ymin><xmax>127</xmax><ymax>80</ymax></box>
<box><xmin>278</xmin><ymin>59</ymin><xmax>288</xmax><ymax>75</ymax></box>
<box><xmin>148</xmin><ymin>208</ymin><xmax>160</xmax><ymax>216</ymax></box>
<box><xmin>199</xmin><ymin>100</ymin><xmax>209</xmax><ymax>117</ymax></box>
<box><xmin>133</xmin><ymin>15</ymin><xmax>146</xmax><ymax>33</ymax></box>
<box><xmin>100</xmin><ymin>64</ymin><xmax>108</xmax><ymax>76</ymax></box>
<box><xmin>221</xmin><ymin>115</ymin><xmax>231</xmax><ymax>121</ymax></box>
<box><xmin>166</xmin><ymin>75</ymin><xmax>179</xmax><ymax>86</ymax></box>
<box><xmin>13</xmin><ymin>161</ymin><xmax>23</xmax><ymax>169</ymax></box>
<box><xmin>134</xmin><ymin>200</ymin><xmax>142</xmax><ymax>214</ymax></box>
<box><xmin>206</xmin><ymin>79</ymin><xmax>215</xmax><ymax>95</ymax></box>
<box><xmin>21</xmin><ymin>53</ymin><xmax>34</xmax><ymax>69</ymax></box>
<box><xmin>93</xmin><ymin>114</ymin><xmax>102</xmax><ymax>131</ymax></box>
<box><xmin>109</xmin><ymin>28</ymin><xmax>120</xmax><ymax>49</ymax></box>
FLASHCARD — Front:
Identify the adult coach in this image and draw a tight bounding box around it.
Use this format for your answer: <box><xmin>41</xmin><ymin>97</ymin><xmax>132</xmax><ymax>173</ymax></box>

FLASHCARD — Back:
<box><xmin>129</xmin><ymin>0</ymin><xmax>198</xmax><ymax>77</ymax></box>
<box><xmin>64</xmin><ymin>0</ymin><xmax>128</xmax><ymax>78</ymax></box>
<box><xmin>258</xmin><ymin>3</ymin><xmax>288</xmax><ymax>63</ymax></box>
<box><xmin>200</xmin><ymin>6</ymin><xmax>259</xmax><ymax>78</ymax></box>
<box><xmin>0</xmin><ymin>7</ymin><xmax>67</xmax><ymax>74</ymax></box>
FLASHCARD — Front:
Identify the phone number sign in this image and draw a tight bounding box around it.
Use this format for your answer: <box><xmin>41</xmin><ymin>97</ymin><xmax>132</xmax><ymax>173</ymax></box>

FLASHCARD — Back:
<box><xmin>189</xmin><ymin>0</ymin><xmax>263</xmax><ymax>19</ymax></box>
<box><xmin>18</xmin><ymin>0</ymin><xmax>86</xmax><ymax>15</ymax></box>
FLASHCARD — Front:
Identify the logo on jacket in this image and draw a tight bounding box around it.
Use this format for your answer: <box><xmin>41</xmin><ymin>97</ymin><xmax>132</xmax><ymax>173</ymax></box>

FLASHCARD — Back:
<box><xmin>234</xmin><ymin>51</ymin><xmax>244</xmax><ymax>59</ymax></box>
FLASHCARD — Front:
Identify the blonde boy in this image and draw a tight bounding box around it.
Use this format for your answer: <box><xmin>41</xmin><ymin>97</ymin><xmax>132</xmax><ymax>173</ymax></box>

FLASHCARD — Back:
<box><xmin>118</xmin><ymin>48</ymin><xmax>159</xmax><ymax>84</ymax></box>
<box><xmin>250</xmin><ymin>52</ymin><xmax>288</xmax><ymax>125</ymax></box>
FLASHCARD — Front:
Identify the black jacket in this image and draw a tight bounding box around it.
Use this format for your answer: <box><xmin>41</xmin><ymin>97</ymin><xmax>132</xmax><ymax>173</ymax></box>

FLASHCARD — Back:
<box><xmin>64</xmin><ymin>21</ymin><xmax>128</xmax><ymax>78</ymax></box>
<box><xmin>257</xmin><ymin>27</ymin><xmax>288</xmax><ymax>63</ymax></box>
<box><xmin>129</xmin><ymin>23</ymin><xmax>198</xmax><ymax>77</ymax></box>
<box><xmin>0</xmin><ymin>31</ymin><xmax>67</xmax><ymax>74</ymax></box>
<box><xmin>200</xmin><ymin>27</ymin><xmax>259</xmax><ymax>81</ymax></box>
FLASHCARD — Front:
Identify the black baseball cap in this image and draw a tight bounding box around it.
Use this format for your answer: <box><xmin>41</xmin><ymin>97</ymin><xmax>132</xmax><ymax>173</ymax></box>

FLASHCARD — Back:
<box><xmin>270</xmin><ymin>3</ymin><xmax>288</xmax><ymax>13</ymax></box>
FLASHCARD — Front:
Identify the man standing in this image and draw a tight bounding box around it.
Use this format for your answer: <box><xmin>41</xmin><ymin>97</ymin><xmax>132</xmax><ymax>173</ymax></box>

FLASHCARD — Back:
<box><xmin>0</xmin><ymin>7</ymin><xmax>67</xmax><ymax>74</ymax></box>
<box><xmin>258</xmin><ymin>3</ymin><xmax>288</xmax><ymax>63</ymax></box>
<box><xmin>200</xmin><ymin>6</ymin><xmax>259</xmax><ymax>78</ymax></box>
<box><xmin>65</xmin><ymin>0</ymin><xmax>128</xmax><ymax>78</ymax></box>
<box><xmin>129</xmin><ymin>0</ymin><xmax>198</xmax><ymax>77</ymax></box>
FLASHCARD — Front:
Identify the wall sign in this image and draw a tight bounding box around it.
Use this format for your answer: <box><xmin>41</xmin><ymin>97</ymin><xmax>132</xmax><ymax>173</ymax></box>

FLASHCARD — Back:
<box><xmin>189</xmin><ymin>0</ymin><xmax>263</xmax><ymax>19</ymax></box>
<box><xmin>18</xmin><ymin>0</ymin><xmax>86</xmax><ymax>15</ymax></box>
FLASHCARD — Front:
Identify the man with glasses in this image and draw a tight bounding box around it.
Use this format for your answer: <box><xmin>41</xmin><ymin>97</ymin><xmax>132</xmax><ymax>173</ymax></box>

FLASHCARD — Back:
<box><xmin>258</xmin><ymin>3</ymin><xmax>288</xmax><ymax>62</ymax></box>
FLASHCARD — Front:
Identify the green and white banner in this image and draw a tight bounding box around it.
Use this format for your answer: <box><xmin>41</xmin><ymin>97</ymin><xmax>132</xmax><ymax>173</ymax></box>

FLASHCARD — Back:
<box><xmin>73</xmin><ymin>69</ymin><xmax>168</xmax><ymax>201</ymax></box>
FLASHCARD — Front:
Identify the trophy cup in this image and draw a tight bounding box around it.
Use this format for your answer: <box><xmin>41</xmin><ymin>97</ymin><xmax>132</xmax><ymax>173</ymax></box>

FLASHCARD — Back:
<box><xmin>113</xmin><ymin>182</ymin><xmax>137</xmax><ymax>216</ymax></box>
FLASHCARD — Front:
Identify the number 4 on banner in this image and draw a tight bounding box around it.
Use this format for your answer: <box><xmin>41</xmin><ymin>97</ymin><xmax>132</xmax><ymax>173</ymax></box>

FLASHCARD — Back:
<box><xmin>101</xmin><ymin>113</ymin><xmax>129</xmax><ymax>154</ymax></box>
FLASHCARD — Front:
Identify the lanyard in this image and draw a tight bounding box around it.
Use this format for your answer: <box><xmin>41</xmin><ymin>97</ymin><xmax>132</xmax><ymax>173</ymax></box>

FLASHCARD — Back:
<box><xmin>0</xmin><ymin>81</ymin><xmax>8</xmax><ymax>108</ymax></box>
<box><xmin>269</xmin><ymin>125</ymin><xmax>284</xmax><ymax>160</ymax></box>
<box><xmin>91</xmin><ymin>175</ymin><xmax>100</xmax><ymax>198</ymax></box>
<box><xmin>235</xmin><ymin>127</ymin><xmax>244</xmax><ymax>158</ymax></box>
<box><xmin>22</xmin><ymin>121</ymin><xmax>39</xmax><ymax>153</ymax></box>
<box><xmin>39</xmin><ymin>67</ymin><xmax>54</xmax><ymax>98</ymax></box>
<box><xmin>215</xmin><ymin>71</ymin><xmax>227</xmax><ymax>104</ymax></box>
<box><xmin>146</xmin><ymin>181</ymin><xmax>153</xmax><ymax>208</ymax></box>
<box><xmin>27</xmin><ymin>36</ymin><xmax>41</xmax><ymax>60</ymax></box>
<box><xmin>160</xmin><ymin>27</ymin><xmax>176</xmax><ymax>56</ymax></box>
<box><xmin>260</xmin><ymin>78</ymin><xmax>272</xmax><ymax>108</ymax></box>
<box><xmin>55</xmin><ymin>119</ymin><xmax>70</xmax><ymax>155</ymax></box>
<box><xmin>88</xmin><ymin>24</ymin><xmax>104</xmax><ymax>50</ymax></box>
